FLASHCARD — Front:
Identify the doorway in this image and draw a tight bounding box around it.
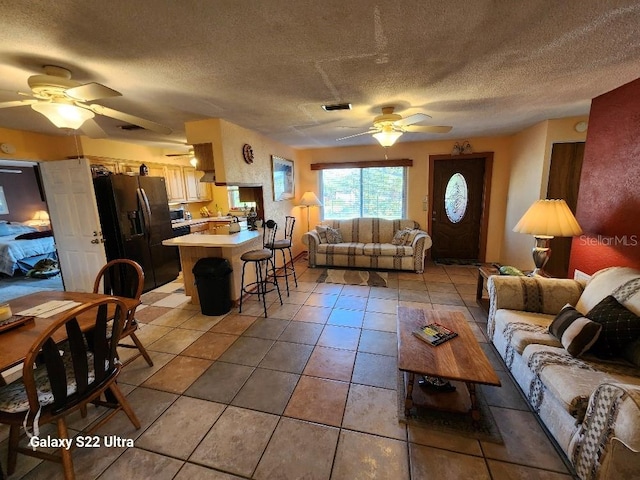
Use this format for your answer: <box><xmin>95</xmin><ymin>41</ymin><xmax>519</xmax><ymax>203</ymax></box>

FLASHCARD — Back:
<box><xmin>429</xmin><ymin>153</ymin><xmax>493</xmax><ymax>262</ymax></box>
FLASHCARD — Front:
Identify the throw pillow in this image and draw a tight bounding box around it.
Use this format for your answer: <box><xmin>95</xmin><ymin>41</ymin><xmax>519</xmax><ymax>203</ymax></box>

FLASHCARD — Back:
<box><xmin>315</xmin><ymin>225</ymin><xmax>329</xmax><ymax>244</ymax></box>
<box><xmin>391</xmin><ymin>228</ymin><xmax>410</xmax><ymax>245</ymax></box>
<box><xmin>548</xmin><ymin>304</ymin><xmax>602</xmax><ymax>357</ymax></box>
<box><xmin>325</xmin><ymin>227</ymin><xmax>343</xmax><ymax>244</ymax></box>
<box><xmin>403</xmin><ymin>229</ymin><xmax>421</xmax><ymax>246</ymax></box>
<box><xmin>623</xmin><ymin>337</ymin><xmax>640</xmax><ymax>367</ymax></box>
<box><xmin>586</xmin><ymin>295</ymin><xmax>640</xmax><ymax>359</ymax></box>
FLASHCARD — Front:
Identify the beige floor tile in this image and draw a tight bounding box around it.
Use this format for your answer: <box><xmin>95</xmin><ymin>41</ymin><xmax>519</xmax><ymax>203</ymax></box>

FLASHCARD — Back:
<box><xmin>449</xmin><ymin>274</ymin><xmax>478</xmax><ymax>285</ymax></box>
<box><xmin>132</xmin><ymin>323</ymin><xmax>174</xmax><ymax>345</ymax></box>
<box><xmin>362</xmin><ymin>311</ymin><xmax>398</xmax><ymax>332</ymax></box>
<box><xmin>327</xmin><ymin>308</ymin><xmax>365</xmax><ymax>327</ymax></box>
<box><xmin>332</xmin><ymin>430</ymin><xmax>409</xmax><ymax>480</ymax></box>
<box><xmin>366</xmin><ymin>297</ymin><xmax>398</xmax><ymax>314</ymax></box>
<box><xmin>231</xmin><ymin>368</ymin><xmax>299</xmax><ymax>414</ymax></box>
<box><xmin>487</xmin><ymin>460</ymin><xmax>574</xmax><ymax>479</ymax></box>
<box><xmin>407</xmin><ymin>424</ymin><xmax>483</xmax><ymax>456</ymax></box>
<box><xmin>304</xmin><ymin>346</ymin><xmax>356</xmax><ymax>381</ymax></box>
<box><xmin>398</xmin><ymin>279</ymin><xmax>427</xmax><ymax>291</ymax></box>
<box><xmin>424</xmin><ymin>273</ymin><xmax>453</xmax><ymax>283</ymax></box>
<box><xmin>209</xmin><ymin>314</ymin><xmax>256</xmax><ymax>334</ymax></box>
<box><xmin>368</xmin><ymin>286</ymin><xmax>398</xmax><ymax>299</ymax></box>
<box><xmin>397</xmin><ymin>271</ymin><xmax>424</xmax><ymax>281</ymax></box>
<box><xmin>137</xmin><ymin>396</ymin><xmax>225</xmax><ymax>459</ymax></box>
<box><xmin>174</xmin><ymin>463</ymin><xmax>245</xmax><ymax>479</ymax></box>
<box><xmin>426</xmin><ymin>282</ymin><xmax>459</xmax><ymax>293</ymax></box>
<box><xmin>317</xmin><ymin>325</ymin><xmax>361</xmax><ymax>350</ymax></box>
<box><xmin>266</xmin><ymin>301</ymin><xmax>302</xmax><ymax>320</ymax></box>
<box><xmin>254</xmin><ymin>417</ymin><xmax>339</xmax><ymax>480</ymax></box>
<box><xmin>147</xmin><ymin>328</ymin><xmax>205</xmax><ymax>354</ymax></box>
<box><xmin>340</xmin><ymin>285</ymin><xmax>371</xmax><ymax>297</ymax></box>
<box><xmin>190</xmin><ymin>406</ymin><xmax>279</xmax><ymax>477</ymax></box>
<box><xmin>334</xmin><ymin>295</ymin><xmax>368</xmax><ymax>311</ymax></box>
<box><xmin>282</xmin><ymin>291</ymin><xmax>312</xmax><ymax>304</ymax></box>
<box><xmin>118</xmin><ymin>351</ymin><xmax>176</xmax><ymax>386</ymax></box>
<box><xmin>410</xmin><ymin>443</ymin><xmax>491</xmax><ymax>479</ymax></box>
<box><xmin>181</xmin><ymin>332</ymin><xmax>238</xmax><ymax>360</ymax></box>
<box><xmin>100</xmin><ymin>448</ymin><xmax>183</xmax><ymax>480</ymax></box>
<box><xmin>150</xmin><ymin>307</ymin><xmax>198</xmax><ymax>328</ymax></box>
<box><xmin>292</xmin><ymin>305</ymin><xmax>332</xmax><ymax>323</ymax></box>
<box><xmin>456</xmin><ymin>283</ymin><xmax>478</xmax><ymax>295</ymax></box>
<box><xmin>429</xmin><ymin>291</ymin><xmax>466</xmax><ymax>306</ymax></box>
<box><xmin>481</xmin><ymin>407</ymin><xmax>569</xmax><ymax>473</ymax></box>
<box><xmin>313</xmin><ymin>283</ymin><xmax>344</xmax><ymax>295</ymax></box>
<box><xmin>399</xmin><ymin>289</ymin><xmax>430</xmax><ymax>303</ymax></box>
<box><xmin>236</xmin><ymin>299</ymin><xmax>274</xmax><ymax>317</ymax></box>
<box><xmin>134</xmin><ymin>305</ymin><xmax>172</xmax><ymax>323</ymax></box>
<box><xmin>342</xmin><ymin>383</ymin><xmax>406</xmax><ymax>440</ymax></box>
<box><xmin>291</xmin><ymin>280</ymin><xmax>318</xmax><ymax>292</ymax></box>
<box><xmin>179</xmin><ymin>312</ymin><xmax>226</xmax><ymax>331</ymax></box>
<box><xmin>305</xmin><ymin>292</ymin><xmax>339</xmax><ymax>308</ymax></box>
<box><xmin>142</xmin><ymin>355</ymin><xmax>213</xmax><ymax>394</ymax></box>
<box><xmin>284</xmin><ymin>375</ymin><xmax>349</xmax><ymax>427</ymax></box>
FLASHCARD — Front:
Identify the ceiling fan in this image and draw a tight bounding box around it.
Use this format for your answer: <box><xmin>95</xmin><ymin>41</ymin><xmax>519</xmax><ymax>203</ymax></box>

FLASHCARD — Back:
<box><xmin>166</xmin><ymin>147</ymin><xmax>197</xmax><ymax>167</ymax></box>
<box><xmin>337</xmin><ymin>106</ymin><xmax>452</xmax><ymax>147</ymax></box>
<box><xmin>0</xmin><ymin>65</ymin><xmax>172</xmax><ymax>137</ymax></box>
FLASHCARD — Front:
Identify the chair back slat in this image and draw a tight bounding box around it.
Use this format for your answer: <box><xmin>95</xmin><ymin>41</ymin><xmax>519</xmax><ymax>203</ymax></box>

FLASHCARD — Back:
<box><xmin>284</xmin><ymin>216</ymin><xmax>295</xmax><ymax>239</ymax></box>
<box><xmin>22</xmin><ymin>297</ymin><xmax>127</xmax><ymax>416</ymax></box>
<box><xmin>263</xmin><ymin>220</ymin><xmax>278</xmax><ymax>248</ymax></box>
<box><xmin>95</xmin><ymin>260</ymin><xmax>144</xmax><ymax>300</ymax></box>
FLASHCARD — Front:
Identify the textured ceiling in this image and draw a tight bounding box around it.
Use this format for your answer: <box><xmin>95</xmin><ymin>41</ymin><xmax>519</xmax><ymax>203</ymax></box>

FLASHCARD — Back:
<box><xmin>0</xmin><ymin>0</ymin><xmax>639</xmax><ymax>153</ymax></box>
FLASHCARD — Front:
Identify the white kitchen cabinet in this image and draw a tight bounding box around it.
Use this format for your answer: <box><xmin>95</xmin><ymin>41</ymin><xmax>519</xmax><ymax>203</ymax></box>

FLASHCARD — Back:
<box><xmin>184</xmin><ymin>167</ymin><xmax>200</xmax><ymax>202</ymax></box>
<box><xmin>165</xmin><ymin>166</ymin><xmax>186</xmax><ymax>202</ymax></box>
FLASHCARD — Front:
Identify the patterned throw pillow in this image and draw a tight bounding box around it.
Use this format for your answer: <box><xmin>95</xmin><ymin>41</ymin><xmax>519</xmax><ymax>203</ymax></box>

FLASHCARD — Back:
<box><xmin>391</xmin><ymin>228</ymin><xmax>410</xmax><ymax>245</ymax></box>
<box><xmin>403</xmin><ymin>229</ymin><xmax>421</xmax><ymax>246</ymax></box>
<box><xmin>548</xmin><ymin>304</ymin><xmax>602</xmax><ymax>357</ymax></box>
<box><xmin>315</xmin><ymin>225</ymin><xmax>329</xmax><ymax>244</ymax></box>
<box><xmin>325</xmin><ymin>227</ymin><xmax>343</xmax><ymax>244</ymax></box>
<box><xmin>586</xmin><ymin>295</ymin><xmax>640</xmax><ymax>359</ymax></box>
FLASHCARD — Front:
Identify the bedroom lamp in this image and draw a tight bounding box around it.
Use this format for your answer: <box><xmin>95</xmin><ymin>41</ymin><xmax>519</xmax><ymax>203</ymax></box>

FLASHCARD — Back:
<box><xmin>299</xmin><ymin>191</ymin><xmax>323</xmax><ymax>231</ymax></box>
<box><xmin>513</xmin><ymin>199</ymin><xmax>582</xmax><ymax>276</ymax></box>
<box><xmin>26</xmin><ymin>210</ymin><xmax>51</xmax><ymax>227</ymax></box>
<box><xmin>31</xmin><ymin>100</ymin><xmax>94</xmax><ymax>129</ymax></box>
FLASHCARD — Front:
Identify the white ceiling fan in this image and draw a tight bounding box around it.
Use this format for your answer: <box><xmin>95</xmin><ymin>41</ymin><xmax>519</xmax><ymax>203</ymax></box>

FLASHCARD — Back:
<box><xmin>337</xmin><ymin>106</ymin><xmax>452</xmax><ymax>146</ymax></box>
<box><xmin>0</xmin><ymin>65</ymin><xmax>172</xmax><ymax>137</ymax></box>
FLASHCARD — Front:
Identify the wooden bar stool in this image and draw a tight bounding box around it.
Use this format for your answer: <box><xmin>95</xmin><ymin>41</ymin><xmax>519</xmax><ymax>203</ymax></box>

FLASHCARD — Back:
<box><xmin>239</xmin><ymin>220</ymin><xmax>283</xmax><ymax>317</ymax></box>
<box><xmin>265</xmin><ymin>215</ymin><xmax>298</xmax><ymax>296</ymax></box>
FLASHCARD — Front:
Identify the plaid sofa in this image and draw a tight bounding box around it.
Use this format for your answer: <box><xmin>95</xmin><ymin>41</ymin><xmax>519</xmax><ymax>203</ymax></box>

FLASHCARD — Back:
<box><xmin>488</xmin><ymin>268</ymin><xmax>640</xmax><ymax>480</ymax></box>
<box><xmin>301</xmin><ymin>218</ymin><xmax>432</xmax><ymax>273</ymax></box>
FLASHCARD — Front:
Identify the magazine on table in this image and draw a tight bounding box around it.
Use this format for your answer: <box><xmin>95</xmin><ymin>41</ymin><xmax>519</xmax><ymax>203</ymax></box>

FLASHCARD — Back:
<box><xmin>412</xmin><ymin>323</ymin><xmax>458</xmax><ymax>346</ymax></box>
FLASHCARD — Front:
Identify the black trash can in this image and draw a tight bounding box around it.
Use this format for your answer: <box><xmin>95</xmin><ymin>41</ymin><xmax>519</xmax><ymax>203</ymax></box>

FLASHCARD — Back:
<box><xmin>192</xmin><ymin>257</ymin><xmax>233</xmax><ymax>315</ymax></box>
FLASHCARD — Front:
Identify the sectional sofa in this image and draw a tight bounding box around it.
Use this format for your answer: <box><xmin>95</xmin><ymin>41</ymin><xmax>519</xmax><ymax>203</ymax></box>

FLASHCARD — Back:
<box><xmin>302</xmin><ymin>218</ymin><xmax>432</xmax><ymax>273</ymax></box>
<box><xmin>488</xmin><ymin>267</ymin><xmax>640</xmax><ymax>480</ymax></box>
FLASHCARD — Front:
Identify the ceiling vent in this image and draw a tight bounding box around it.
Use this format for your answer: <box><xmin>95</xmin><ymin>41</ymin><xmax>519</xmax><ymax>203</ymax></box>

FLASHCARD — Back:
<box><xmin>321</xmin><ymin>103</ymin><xmax>352</xmax><ymax>111</ymax></box>
<box><xmin>118</xmin><ymin>124</ymin><xmax>145</xmax><ymax>131</ymax></box>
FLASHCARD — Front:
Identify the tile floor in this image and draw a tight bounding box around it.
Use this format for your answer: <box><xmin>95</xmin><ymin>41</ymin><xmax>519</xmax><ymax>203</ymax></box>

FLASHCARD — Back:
<box><xmin>1</xmin><ymin>261</ymin><xmax>576</xmax><ymax>479</ymax></box>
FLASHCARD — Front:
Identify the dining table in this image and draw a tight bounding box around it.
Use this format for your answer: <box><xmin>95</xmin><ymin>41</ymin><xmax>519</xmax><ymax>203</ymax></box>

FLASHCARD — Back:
<box><xmin>0</xmin><ymin>291</ymin><xmax>140</xmax><ymax>374</ymax></box>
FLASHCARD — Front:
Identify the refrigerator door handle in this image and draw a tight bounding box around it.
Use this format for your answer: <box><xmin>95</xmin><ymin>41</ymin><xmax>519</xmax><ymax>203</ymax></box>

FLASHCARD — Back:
<box><xmin>137</xmin><ymin>188</ymin><xmax>152</xmax><ymax>238</ymax></box>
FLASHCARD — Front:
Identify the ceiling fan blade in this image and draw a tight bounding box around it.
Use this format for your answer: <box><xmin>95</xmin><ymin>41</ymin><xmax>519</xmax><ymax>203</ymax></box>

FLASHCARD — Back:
<box><xmin>87</xmin><ymin>104</ymin><xmax>172</xmax><ymax>135</ymax></box>
<box><xmin>404</xmin><ymin>125</ymin><xmax>453</xmax><ymax>134</ymax></box>
<box><xmin>80</xmin><ymin>118</ymin><xmax>108</xmax><ymax>138</ymax></box>
<box><xmin>66</xmin><ymin>82</ymin><xmax>122</xmax><ymax>102</ymax></box>
<box><xmin>336</xmin><ymin>130</ymin><xmax>377</xmax><ymax>141</ymax></box>
<box><xmin>395</xmin><ymin>113</ymin><xmax>432</xmax><ymax>126</ymax></box>
<box><xmin>0</xmin><ymin>99</ymin><xmax>38</xmax><ymax>109</ymax></box>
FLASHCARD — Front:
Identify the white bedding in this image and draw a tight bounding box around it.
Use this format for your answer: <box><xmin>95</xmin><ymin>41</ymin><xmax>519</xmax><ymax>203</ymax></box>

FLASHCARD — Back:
<box><xmin>0</xmin><ymin>234</ymin><xmax>57</xmax><ymax>276</ymax></box>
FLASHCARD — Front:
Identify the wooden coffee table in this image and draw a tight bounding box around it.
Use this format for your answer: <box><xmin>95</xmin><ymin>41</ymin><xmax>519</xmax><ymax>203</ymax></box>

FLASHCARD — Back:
<box><xmin>397</xmin><ymin>307</ymin><xmax>501</xmax><ymax>421</ymax></box>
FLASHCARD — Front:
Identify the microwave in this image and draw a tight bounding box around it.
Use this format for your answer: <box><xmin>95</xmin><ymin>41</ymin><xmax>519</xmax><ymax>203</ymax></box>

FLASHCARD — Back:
<box><xmin>169</xmin><ymin>209</ymin><xmax>185</xmax><ymax>221</ymax></box>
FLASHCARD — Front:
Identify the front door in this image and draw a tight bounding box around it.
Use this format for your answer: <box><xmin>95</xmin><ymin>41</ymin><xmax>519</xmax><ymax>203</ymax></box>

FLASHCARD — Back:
<box><xmin>430</xmin><ymin>157</ymin><xmax>487</xmax><ymax>261</ymax></box>
<box><xmin>39</xmin><ymin>158</ymin><xmax>107</xmax><ymax>292</ymax></box>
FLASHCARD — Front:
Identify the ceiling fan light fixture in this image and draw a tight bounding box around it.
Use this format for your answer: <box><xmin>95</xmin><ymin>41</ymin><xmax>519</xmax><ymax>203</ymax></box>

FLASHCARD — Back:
<box><xmin>189</xmin><ymin>156</ymin><xmax>198</xmax><ymax>167</ymax></box>
<box><xmin>373</xmin><ymin>128</ymin><xmax>402</xmax><ymax>147</ymax></box>
<box><xmin>31</xmin><ymin>101</ymin><xmax>94</xmax><ymax>129</ymax></box>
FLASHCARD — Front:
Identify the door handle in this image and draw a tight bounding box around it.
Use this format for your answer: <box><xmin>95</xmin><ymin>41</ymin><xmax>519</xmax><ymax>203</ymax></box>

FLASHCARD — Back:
<box><xmin>91</xmin><ymin>239</ymin><xmax>100</xmax><ymax>244</ymax></box>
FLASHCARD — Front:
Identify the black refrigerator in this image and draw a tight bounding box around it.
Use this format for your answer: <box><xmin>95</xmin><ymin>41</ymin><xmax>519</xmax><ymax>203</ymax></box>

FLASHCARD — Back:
<box><xmin>93</xmin><ymin>175</ymin><xmax>179</xmax><ymax>292</ymax></box>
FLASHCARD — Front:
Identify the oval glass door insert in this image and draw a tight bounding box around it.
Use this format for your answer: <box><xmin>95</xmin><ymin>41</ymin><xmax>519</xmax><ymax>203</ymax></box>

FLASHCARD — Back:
<box><xmin>444</xmin><ymin>173</ymin><xmax>468</xmax><ymax>223</ymax></box>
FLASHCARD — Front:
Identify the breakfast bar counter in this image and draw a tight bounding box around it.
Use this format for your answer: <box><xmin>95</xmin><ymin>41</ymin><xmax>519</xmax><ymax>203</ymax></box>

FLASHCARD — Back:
<box><xmin>163</xmin><ymin>230</ymin><xmax>262</xmax><ymax>305</ymax></box>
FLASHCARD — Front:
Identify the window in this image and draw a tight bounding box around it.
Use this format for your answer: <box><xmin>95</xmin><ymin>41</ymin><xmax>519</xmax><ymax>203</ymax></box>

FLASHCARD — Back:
<box><xmin>321</xmin><ymin>167</ymin><xmax>406</xmax><ymax>219</ymax></box>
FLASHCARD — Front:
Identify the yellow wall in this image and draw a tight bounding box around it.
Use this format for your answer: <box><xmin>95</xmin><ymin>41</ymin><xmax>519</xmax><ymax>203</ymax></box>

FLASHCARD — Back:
<box><xmin>295</xmin><ymin>136</ymin><xmax>512</xmax><ymax>261</ymax></box>
<box><xmin>0</xmin><ymin>127</ymin><xmax>78</xmax><ymax>160</ymax></box>
<box><xmin>500</xmin><ymin>116</ymin><xmax>588</xmax><ymax>269</ymax></box>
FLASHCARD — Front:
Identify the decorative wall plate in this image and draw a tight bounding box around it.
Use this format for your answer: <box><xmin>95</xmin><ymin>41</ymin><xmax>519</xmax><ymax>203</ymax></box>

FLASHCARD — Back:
<box><xmin>243</xmin><ymin>144</ymin><xmax>254</xmax><ymax>164</ymax></box>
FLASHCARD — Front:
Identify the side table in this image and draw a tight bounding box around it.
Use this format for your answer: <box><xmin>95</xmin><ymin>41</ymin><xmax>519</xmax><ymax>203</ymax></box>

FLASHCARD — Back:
<box><xmin>476</xmin><ymin>265</ymin><xmax>500</xmax><ymax>312</ymax></box>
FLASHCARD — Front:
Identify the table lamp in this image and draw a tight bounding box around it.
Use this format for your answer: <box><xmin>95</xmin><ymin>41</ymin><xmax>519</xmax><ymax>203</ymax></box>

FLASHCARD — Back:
<box><xmin>512</xmin><ymin>199</ymin><xmax>582</xmax><ymax>276</ymax></box>
<box><xmin>299</xmin><ymin>191</ymin><xmax>322</xmax><ymax>231</ymax></box>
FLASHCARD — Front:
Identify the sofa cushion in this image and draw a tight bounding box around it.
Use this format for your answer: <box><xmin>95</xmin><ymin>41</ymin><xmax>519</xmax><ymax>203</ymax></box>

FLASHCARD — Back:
<box><xmin>549</xmin><ymin>304</ymin><xmax>602</xmax><ymax>357</ymax></box>
<box><xmin>494</xmin><ymin>309</ymin><xmax>561</xmax><ymax>355</ymax></box>
<box><xmin>325</xmin><ymin>227</ymin><xmax>343</xmax><ymax>244</ymax></box>
<box><xmin>576</xmin><ymin>267</ymin><xmax>640</xmax><ymax>316</ymax></box>
<box><xmin>587</xmin><ymin>295</ymin><xmax>640</xmax><ymax>359</ymax></box>
<box><xmin>362</xmin><ymin>243</ymin><xmax>414</xmax><ymax>256</ymax></box>
<box><xmin>392</xmin><ymin>229</ymin><xmax>410</xmax><ymax>245</ymax></box>
<box><xmin>624</xmin><ymin>337</ymin><xmax>640</xmax><ymax>367</ymax></box>
<box><xmin>317</xmin><ymin>242</ymin><xmax>365</xmax><ymax>255</ymax></box>
<box><xmin>315</xmin><ymin>225</ymin><xmax>329</xmax><ymax>244</ymax></box>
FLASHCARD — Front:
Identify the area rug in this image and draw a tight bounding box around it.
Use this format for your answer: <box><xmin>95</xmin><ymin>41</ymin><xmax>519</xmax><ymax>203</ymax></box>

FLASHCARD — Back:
<box><xmin>397</xmin><ymin>371</ymin><xmax>503</xmax><ymax>444</ymax></box>
<box><xmin>316</xmin><ymin>269</ymin><xmax>388</xmax><ymax>287</ymax></box>
<box><xmin>434</xmin><ymin>258</ymin><xmax>482</xmax><ymax>266</ymax></box>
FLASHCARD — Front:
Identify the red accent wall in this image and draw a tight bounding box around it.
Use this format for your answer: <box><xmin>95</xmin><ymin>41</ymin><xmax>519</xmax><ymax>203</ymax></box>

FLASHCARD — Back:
<box><xmin>568</xmin><ymin>78</ymin><xmax>640</xmax><ymax>276</ymax></box>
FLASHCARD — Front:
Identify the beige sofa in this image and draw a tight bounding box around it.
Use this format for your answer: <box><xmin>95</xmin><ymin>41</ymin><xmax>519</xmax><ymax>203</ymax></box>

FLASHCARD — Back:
<box><xmin>302</xmin><ymin>218</ymin><xmax>432</xmax><ymax>273</ymax></box>
<box><xmin>488</xmin><ymin>267</ymin><xmax>640</xmax><ymax>480</ymax></box>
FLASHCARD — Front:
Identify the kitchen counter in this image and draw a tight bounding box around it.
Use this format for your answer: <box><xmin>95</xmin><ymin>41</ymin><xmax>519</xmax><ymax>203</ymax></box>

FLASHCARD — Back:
<box><xmin>171</xmin><ymin>217</ymin><xmax>245</xmax><ymax>229</ymax></box>
<box><xmin>162</xmin><ymin>229</ymin><xmax>263</xmax><ymax>306</ymax></box>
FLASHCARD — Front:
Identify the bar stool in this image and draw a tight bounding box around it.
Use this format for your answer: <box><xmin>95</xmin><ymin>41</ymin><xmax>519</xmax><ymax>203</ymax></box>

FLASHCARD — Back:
<box><xmin>239</xmin><ymin>219</ymin><xmax>283</xmax><ymax>317</ymax></box>
<box><xmin>265</xmin><ymin>215</ymin><xmax>298</xmax><ymax>296</ymax></box>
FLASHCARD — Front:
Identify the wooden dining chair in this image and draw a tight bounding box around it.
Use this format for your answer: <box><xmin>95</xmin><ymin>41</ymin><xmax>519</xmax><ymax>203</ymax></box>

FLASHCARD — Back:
<box><xmin>0</xmin><ymin>296</ymin><xmax>140</xmax><ymax>479</ymax></box>
<box><xmin>93</xmin><ymin>259</ymin><xmax>153</xmax><ymax>366</ymax></box>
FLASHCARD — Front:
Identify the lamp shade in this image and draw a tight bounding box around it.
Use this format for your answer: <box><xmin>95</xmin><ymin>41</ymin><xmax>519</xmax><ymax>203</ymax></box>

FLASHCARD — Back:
<box><xmin>31</xmin><ymin>101</ymin><xmax>94</xmax><ymax>129</ymax></box>
<box><xmin>33</xmin><ymin>210</ymin><xmax>50</xmax><ymax>222</ymax></box>
<box><xmin>513</xmin><ymin>199</ymin><xmax>582</xmax><ymax>237</ymax></box>
<box><xmin>299</xmin><ymin>191</ymin><xmax>323</xmax><ymax>207</ymax></box>
<box><xmin>372</xmin><ymin>127</ymin><xmax>402</xmax><ymax>147</ymax></box>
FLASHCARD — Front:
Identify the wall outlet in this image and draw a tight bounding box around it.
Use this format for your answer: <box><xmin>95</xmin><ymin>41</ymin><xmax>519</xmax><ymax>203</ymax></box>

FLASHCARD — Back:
<box><xmin>573</xmin><ymin>269</ymin><xmax>591</xmax><ymax>282</ymax></box>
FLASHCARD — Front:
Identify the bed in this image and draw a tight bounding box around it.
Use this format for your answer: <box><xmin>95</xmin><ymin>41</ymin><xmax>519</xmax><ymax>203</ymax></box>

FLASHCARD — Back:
<box><xmin>0</xmin><ymin>222</ymin><xmax>57</xmax><ymax>276</ymax></box>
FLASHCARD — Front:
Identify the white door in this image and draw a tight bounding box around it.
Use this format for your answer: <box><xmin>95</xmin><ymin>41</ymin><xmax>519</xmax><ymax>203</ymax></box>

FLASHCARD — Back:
<box><xmin>39</xmin><ymin>158</ymin><xmax>106</xmax><ymax>292</ymax></box>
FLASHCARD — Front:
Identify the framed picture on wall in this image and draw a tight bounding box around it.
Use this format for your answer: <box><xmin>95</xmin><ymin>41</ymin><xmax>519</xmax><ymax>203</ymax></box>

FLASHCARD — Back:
<box><xmin>271</xmin><ymin>156</ymin><xmax>294</xmax><ymax>201</ymax></box>
<box><xmin>0</xmin><ymin>186</ymin><xmax>8</xmax><ymax>214</ymax></box>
